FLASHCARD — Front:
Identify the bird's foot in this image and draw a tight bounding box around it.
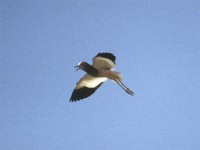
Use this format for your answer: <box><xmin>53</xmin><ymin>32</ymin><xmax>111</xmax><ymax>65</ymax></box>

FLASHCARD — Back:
<box><xmin>125</xmin><ymin>88</ymin><xmax>134</xmax><ymax>96</ymax></box>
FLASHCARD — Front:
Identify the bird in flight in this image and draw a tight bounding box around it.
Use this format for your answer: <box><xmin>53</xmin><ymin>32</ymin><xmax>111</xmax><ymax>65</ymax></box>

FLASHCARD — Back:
<box><xmin>70</xmin><ymin>52</ymin><xmax>134</xmax><ymax>102</ymax></box>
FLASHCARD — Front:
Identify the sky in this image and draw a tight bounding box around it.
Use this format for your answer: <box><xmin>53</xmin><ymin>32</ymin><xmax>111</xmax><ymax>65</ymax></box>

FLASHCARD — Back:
<box><xmin>1</xmin><ymin>0</ymin><xmax>200</xmax><ymax>150</ymax></box>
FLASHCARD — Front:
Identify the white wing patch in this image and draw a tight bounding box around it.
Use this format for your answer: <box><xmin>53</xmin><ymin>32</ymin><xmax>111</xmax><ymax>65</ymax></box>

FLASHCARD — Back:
<box><xmin>75</xmin><ymin>74</ymin><xmax>107</xmax><ymax>89</ymax></box>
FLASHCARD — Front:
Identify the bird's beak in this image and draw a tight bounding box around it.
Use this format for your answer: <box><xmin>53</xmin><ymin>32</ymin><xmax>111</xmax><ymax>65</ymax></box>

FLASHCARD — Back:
<box><xmin>74</xmin><ymin>65</ymin><xmax>79</xmax><ymax>71</ymax></box>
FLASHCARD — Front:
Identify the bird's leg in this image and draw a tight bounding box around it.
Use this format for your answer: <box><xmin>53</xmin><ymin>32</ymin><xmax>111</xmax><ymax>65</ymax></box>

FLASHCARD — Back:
<box><xmin>114</xmin><ymin>79</ymin><xmax>134</xmax><ymax>96</ymax></box>
<box><xmin>104</xmin><ymin>71</ymin><xmax>134</xmax><ymax>95</ymax></box>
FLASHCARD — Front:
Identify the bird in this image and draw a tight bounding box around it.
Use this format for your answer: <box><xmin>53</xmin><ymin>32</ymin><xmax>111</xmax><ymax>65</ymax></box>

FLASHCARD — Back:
<box><xmin>69</xmin><ymin>52</ymin><xmax>134</xmax><ymax>102</ymax></box>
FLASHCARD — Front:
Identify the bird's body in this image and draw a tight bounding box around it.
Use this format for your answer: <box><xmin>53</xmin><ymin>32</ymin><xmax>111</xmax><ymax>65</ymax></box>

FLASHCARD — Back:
<box><xmin>70</xmin><ymin>52</ymin><xmax>134</xmax><ymax>102</ymax></box>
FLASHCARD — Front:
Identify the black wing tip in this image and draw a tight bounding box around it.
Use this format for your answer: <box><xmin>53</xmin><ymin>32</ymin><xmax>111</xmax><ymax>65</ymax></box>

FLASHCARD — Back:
<box><xmin>69</xmin><ymin>83</ymin><xmax>103</xmax><ymax>102</ymax></box>
<box><xmin>69</xmin><ymin>89</ymin><xmax>93</xmax><ymax>102</ymax></box>
<box><xmin>95</xmin><ymin>52</ymin><xmax>116</xmax><ymax>64</ymax></box>
<box><xmin>69</xmin><ymin>99</ymin><xmax>81</xmax><ymax>102</ymax></box>
<box><xmin>69</xmin><ymin>96</ymin><xmax>88</xmax><ymax>102</ymax></box>
<box><xmin>69</xmin><ymin>96</ymin><xmax>85</xmax><ymax>102</ymax></box>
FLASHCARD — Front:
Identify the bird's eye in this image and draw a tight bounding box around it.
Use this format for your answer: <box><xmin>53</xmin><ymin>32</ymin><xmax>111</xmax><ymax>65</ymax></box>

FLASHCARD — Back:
<box><xmin>81</xmin><ymin>62</ymin><xmax>86</xmax><ymax>66</ymax></box>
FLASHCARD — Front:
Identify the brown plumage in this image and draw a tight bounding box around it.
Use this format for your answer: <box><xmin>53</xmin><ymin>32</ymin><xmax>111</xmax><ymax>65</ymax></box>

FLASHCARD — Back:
<box><xmin>70</xmin><ymin>52</ymin><xmax>134</xmax><ymax>102</ymax></box>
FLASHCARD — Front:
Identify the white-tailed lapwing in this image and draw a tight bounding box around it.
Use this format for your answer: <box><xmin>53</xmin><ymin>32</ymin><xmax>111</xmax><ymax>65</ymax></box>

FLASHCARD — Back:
<box><xmin>70</xmin><ymin>52</ymin><xmax>134</xmax><ymax>102</ymax></box>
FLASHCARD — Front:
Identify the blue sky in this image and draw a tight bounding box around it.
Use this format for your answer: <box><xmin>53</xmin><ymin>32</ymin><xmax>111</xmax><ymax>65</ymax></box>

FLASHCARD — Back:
<box><xmin>1</xmin><ymin>0</ymin><xmax>200</xmax><ymax>150</ymax></box>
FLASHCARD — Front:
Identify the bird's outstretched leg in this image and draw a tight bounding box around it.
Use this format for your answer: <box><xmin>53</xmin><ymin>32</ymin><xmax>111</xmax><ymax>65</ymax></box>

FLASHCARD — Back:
<box><xmin>104</xmin><ymin>71</ymin><xmax>134</xmax><ymax>95</ymax></box>
<box><xmin>114</xmin><ymin>79</ymin><xmax>134</xmax><ymax>96</ymax></box>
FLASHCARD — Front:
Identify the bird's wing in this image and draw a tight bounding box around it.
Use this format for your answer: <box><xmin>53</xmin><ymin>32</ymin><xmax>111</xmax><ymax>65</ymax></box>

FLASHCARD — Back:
<box><xmin>92</xmin><ymin>52</ymin><xmax>116</xmax><ymax>70</ymax></box>
<box><xmin>70</xmin><ymin>74</ymin><xmax>107</xmax><ymax>102</ymax></box>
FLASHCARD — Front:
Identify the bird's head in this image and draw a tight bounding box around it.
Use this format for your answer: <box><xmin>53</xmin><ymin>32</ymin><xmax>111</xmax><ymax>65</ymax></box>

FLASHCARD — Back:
<box><xmin>74</xmin><ymin>62</ymin><xmax>88</xmax><ymax>71</ymax></box>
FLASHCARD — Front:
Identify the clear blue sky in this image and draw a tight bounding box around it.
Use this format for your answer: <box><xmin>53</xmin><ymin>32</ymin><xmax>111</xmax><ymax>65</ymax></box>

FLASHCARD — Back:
<box><xmin>1</xmin><ymin>1</ymin><xmax>200</xmax><ymax>150</ymax></box>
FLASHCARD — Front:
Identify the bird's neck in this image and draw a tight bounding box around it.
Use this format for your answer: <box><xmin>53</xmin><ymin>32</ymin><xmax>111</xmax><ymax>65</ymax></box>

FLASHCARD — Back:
<box><xmin>84</xmin><ymin>63</ymin><xmax>99</xmax><ymax>77</ymax></box>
